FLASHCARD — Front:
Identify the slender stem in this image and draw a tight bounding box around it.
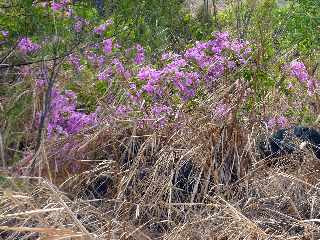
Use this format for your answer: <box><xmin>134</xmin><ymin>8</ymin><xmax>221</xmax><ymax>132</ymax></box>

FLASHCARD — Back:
<box><xmin>0</xmin><ymin>130</ymin><xmax>5</xmax><ymax>168</ymax></box>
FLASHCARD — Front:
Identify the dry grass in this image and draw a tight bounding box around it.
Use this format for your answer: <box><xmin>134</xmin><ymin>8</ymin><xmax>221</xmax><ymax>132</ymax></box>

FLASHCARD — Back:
<box><xmin>2</xmin><ymin>101</ymin><xmax>320</xmax><ymax>240</ymax></box>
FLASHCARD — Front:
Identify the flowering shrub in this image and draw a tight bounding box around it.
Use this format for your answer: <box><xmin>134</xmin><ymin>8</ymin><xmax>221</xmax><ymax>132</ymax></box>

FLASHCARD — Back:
<box><xmin>122</xmin><ymin>32</ymin><xmax>251</xmax><ymax>122</ymax></box>
<box><xmin>15</xmin><ymin>4</ymin><xmax>317</xmax><ymax>141</ymax></box>
<box><xmin>54</xmin><ymin>29</ymin><xmax>253</xmax><ymax>132</ymax></box>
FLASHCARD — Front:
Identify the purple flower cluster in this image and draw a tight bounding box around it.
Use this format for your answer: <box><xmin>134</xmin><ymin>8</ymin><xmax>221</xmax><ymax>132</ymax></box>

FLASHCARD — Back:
<box><xmin>103</xmin><ymin>38</ymin><xmax>113</xmax><ymax>54</ymax></box>
<box><xmin>290</xmin><ymin>60</ymin><xmax>309</xmax><ymax>82</ymax></box>
<box><xmin>289</xmin><ymin>60</ymin><xmax>317</xmax><ymax>95</ymax></box>
<box><xmin>138</xmin><ymin>66</ymin><xmax>162</xmax><ymax>95</ymax></box>
<box><xmin>128</xmin><ymin>32</ymin><xmax>251</xmax><ymax>108</ymax></box>
<box><xmin>51</xmin><ymin>0</ymin><xmax>70</xmax><ymax>11</ymax></box>
<box><xmin>17</xmin><ymin>37</ymin><xmax>40</xmax><ymax>54</ymax></box>
<box><xmin>184</xmin><ymin>32</ymin><xmax>250</xmax><ymax>84</ymax></box>
<box><xmin>213</xmin><ymin>103</ymin><xmax>231</xmax><ymax>120</ymax></box>
<box><xmin>93</xmin><ymin>19</ymin><xmax>113</xmax><ymax>35</ymax></box>
<box><xmin>38</xmin><ymin>88</ymin><xmax>98</xmax><ymax>137</ymax></box>
<box><xmin>84</xmin><ymin>50</ymin><xmax>105</xmax><ymax>68</ymax></box>
<box><xmin>115</xmin><ymin>105</ymin><xmax>132</xmax><ymax>118</ymax></box>
<box><xmin>58</xmin><ymin>31</ymin><xmax>252</xmax><ymax>131</ymax></box>
<box><xmin>267</xmin><ymin>116</ymin><xmax>288</xmax><ymax>129</ymax></box>
<box><xmin>74</xmin><ymin>20</ymin><xmax>84</xmax><ymax>33</ymax></box>
<box><xmin>80</xmin><ymin>40</ymin><xmax>132</xmax><ymax>81</ymax></box>
<box><xmin>67</xmin><ymin>53</ymin><xmax>83</xmax><ymax>72</ymax></box>
<box><xmin>97</xmin><ymin>67</ymin><xmax>112</xmax><ymax>81</ymax></box>
<box><xmin>1</xmin><ymin>30</ymin><xmax>8</xmax><ymax>38</ymax></box>
<box><xmin>134</xmin><ymin>44</ymin><xmax>145</xmax><ymax>65</ymax></box>
<box><xmin>112</xmin><ymin>58</ymin><xmax>131</xmax><ymax>80</ymax></box>
<box><xmin>150</xmin><ymin>104</ymin><xmax>173</xmax><ymax>127</ymax></box>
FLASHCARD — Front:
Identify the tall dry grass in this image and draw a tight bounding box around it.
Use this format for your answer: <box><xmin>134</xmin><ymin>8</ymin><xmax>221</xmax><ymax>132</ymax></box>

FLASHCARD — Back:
<box><xmin>2</xmin><ymin>84</ymin><xmax>320</xmax><ymax>239</ymax></box>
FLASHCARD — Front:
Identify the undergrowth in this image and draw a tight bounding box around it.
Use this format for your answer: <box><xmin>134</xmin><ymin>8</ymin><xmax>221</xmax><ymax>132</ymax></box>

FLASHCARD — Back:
<box><xmin>0</xmin><ymin>0</ymin><xmax>320</xmax><ymax>239</ymax></box>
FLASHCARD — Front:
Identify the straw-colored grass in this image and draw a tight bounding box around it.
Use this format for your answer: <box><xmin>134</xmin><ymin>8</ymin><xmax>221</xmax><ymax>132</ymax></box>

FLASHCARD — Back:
<box><xmin>2</xmin><ymin>101</ymin><xmax>320</xmax><ymax>239</ymax></box>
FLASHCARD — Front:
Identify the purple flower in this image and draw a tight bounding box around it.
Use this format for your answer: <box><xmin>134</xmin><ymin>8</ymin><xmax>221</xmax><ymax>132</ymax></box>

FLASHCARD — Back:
<box><xmin>36</xmin><ymin>79</ymin><xmax>46</xmax><ymax>88</ymax></box>
<box><xmin>288</xmin><ymin>60</ymin><xmax>319</xmax><ymax>95</ymax></box>
<box><xmin>227</xmin><ymin>60</ymin><xmax>236</xmax><ymax>69</ymax></box>
<box><xmin>206</xmin><ymin>57</ymin><xmax>225</xmax><ymax>81</ymax></box>
<box><xmin>307</xmin><ymin>78</ymin><xmax>316</xmax><ymax>96</ymax></box>
<box><xmin>184</xmin><ymin>43</ymin><xmax>209</xmax><ymax>69</ymax></box>
<box><xmin>51</xmin><ymin>2</ymin><xmax>64</xmax><ymax>11</ymax></box>
<box><xmin>97</xmin><ymin>68</ymin><xmax>112</xmax><ymax>81</ymax></box>
<box><xmin>103</xmin><ymin>38</ymin><xmax>113</xmax><ymax>54</ymax></box>
<box><xmin>129</xmin><ymin>83</ymin><xmax>136</xmax><ymax>90</ymax></box>
<box><xmin>142</xmin><ymin>84</ymin><xmax>155</xmax><ymax>94</ymax></box>
<box><xmin>277</xmin><ymin>116</ymin><xmax>287</xmax><ymax>128</ymax></box>
<box><xmin>123</xmin><ymin>70</ymin><xmax>131</xmax><ymax>80</ymax></box>
<box><xmin>112</xmin><ymin>58</ymin><xmax>126</xmax><ymax>75</ymax></box>
<box><xmin>97</xmin><ymin>55</ymin><xmax>105</xmax><ymax>67</ymax></box>
<box><xmin>267</xmin><ymin>117</ymin><xmax>276</xmax><ymax>129</ymax></box>
<box><xmin>51</xmin><ymin>0</ymin><xmax>69</xmax><ymax>11</ymax></box>
<box><xmin>115</xmin><ymin>105</ymin><xmax>131</xmax><ymax>117</ymax></box>
<box><xmin>17</xmin><ymin>37</ymin><xmax>40</xmax><ymax>54</ymax></box>
<box><xmin>162</xmin><ymin>58</ymin><xmax>187</xmax><ymax>74</ymax></box>
<box><xmin>94</xmin><ymin>20</ymin><xmax>112</xmax><ymax>35</ymax></box>
<box><xmin>161</xmin><ymin>52</ymin><xmax>180</xmax><ymax>61</ymax></box>
<box><xmin>214</xmin><ymin>32</ymin><xmax>230</xmax><ymax>49</ymax></box>
<box><xmin>64</xmin><ymin>90</ymin><xmax>76</xmax><ymax>100</ymax></box>
<box><xmin>230</xmin><ymin>40</ymin><xmax>246</xmax><ymax>54</ymax></box>
<box><xmin>289</xmin><ymin>60</ymin><xmax>309</xmax><ymax>83</ymax></box>
<box><xmin>85</xmin><ymin>51</ymin><xmax>98</xmax><ymax>65</ymax></box>
<box><xmin>74</xmin><ymin>20</ymin><xmax>84</xmax><ymax>33</ymax></box>
<box><xmin>38</xmin><ymin>88</ymin><xmax>98</xmax><ymax>137</ymax></box>
<box><xmin>149</xmin><ymin>104</ymin><xmax>173</xmax><ymax>128</ymax></box>
<box><xmin>94</xmin><ymin>23</ymin><xmax>107</xmax><ymax>35</ymax></box>
<box><xmin>65</xmin><ymin>8</ymin><xmax>73</xmax><ymax>17</ymax></box>
<box><xmin>213</xmin><ymin>103</ymin><xmax>230</xmax><ymax>119</ymax></box>
<box><xmin>134</xmin><ymin>44</ymin><xmax>145</xmax><ymax>64</ymax></box>
<box><xmin>152</xmin><ymin>104</ymin><xmax>172</xmax><ymax>116</ymax></box>
<box><xmin>1</xmin><ymin>30</ymin><xmax>8</xmax><ymax>37</ymax></box>
<box><xmin>137</xmin><ymin>66</ymin><xmax>161</xmax><ymax>83</ymax></box>
<box><xmin>68</xmin><ymin>53</ymin><xmax>83</xmax><ymax>72</ymax></box>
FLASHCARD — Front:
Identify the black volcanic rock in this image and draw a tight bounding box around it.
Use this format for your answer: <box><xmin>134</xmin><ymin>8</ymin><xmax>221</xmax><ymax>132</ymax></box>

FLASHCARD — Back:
<box><xmin>258</xmin><ymin>126</ymin><xmax>320</xmax><ymax>159</ymax></box>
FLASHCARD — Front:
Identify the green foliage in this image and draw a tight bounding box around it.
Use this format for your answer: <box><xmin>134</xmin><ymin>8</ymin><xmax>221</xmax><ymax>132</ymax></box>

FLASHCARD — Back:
<box><xmin>105</xmin><ymin>0</ymin><xmax>184</xmax><ymax>50</ymax></box>
<box><xmin>274</xmin><ymin>0</ymin><xmax>320</xmax><ymax>54</ymax></box>
<box><xmin>103</xmin><ymin>0</ymin><xmax>216</xmax><ymax>56</ymax></box>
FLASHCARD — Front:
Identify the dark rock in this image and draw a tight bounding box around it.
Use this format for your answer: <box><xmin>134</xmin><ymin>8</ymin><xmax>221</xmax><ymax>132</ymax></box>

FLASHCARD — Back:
<box><xmin>173</xmin><ymin>160</ymin><xmax>195</xmax><ymax>195</ymax></box>
<box><xmin>83</xmin><ymin>175</ymin><xmax>114</xmax><ymax>199</ymax></box>
<box><xmin>258</xmin><ymin>126</ymin><xmax>320</xmax><ymax>159</ymax></box>
<box><xmin>293</xmin><ymin>126</ymin><xmax>320</xmax><ymax>159</ymax></box>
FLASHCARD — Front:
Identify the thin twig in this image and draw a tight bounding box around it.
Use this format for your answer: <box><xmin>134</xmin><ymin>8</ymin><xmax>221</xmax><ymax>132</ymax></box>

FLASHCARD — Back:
<box><xmin>0</xmin><ymin>130</ymin><xmax>5</xmax><ymax>168</ymax></box>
